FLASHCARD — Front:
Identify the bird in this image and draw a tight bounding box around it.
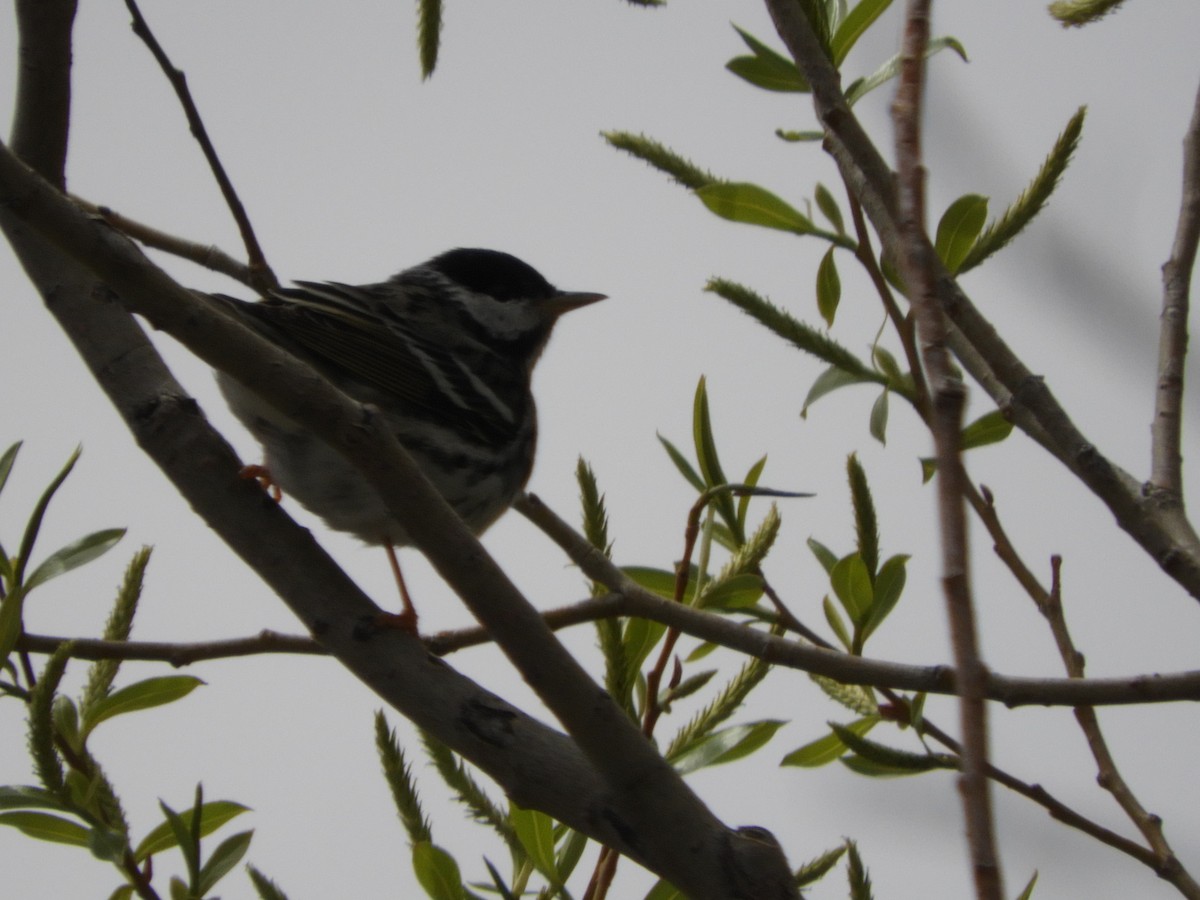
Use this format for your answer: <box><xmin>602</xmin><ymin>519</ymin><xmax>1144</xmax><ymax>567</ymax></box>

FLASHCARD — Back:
<box><xmin>212</xmin><ymin>247</ymin><xmax>605</xmax><ymax>630</ymax></box>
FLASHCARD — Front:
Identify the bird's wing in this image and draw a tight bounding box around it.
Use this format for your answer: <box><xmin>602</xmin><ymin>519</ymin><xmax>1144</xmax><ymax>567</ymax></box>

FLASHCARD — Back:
<box><xmin>213</xmin><ymin>283</ymin><xmax>523</xmax><ymax>445</ymax></box>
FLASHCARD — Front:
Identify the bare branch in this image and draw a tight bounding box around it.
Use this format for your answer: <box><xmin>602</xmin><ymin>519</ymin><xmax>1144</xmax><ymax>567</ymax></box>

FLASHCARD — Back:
<box><xmin>1151</xmin><ymin>79</ymin><xmax>1200</xmax><ymax>499</ymax></box>
<box><xmin>763</xmin><ymin>0</ymin><xmax>1200</xmax><ymax>602</ymax></box>
<box><xmin>891</xmin><ymin>5</ymin><xmax>1002</xmax><ymax>892</ymax></box>
<box><xmin>70</xmin><ymin>195</ymin><xmax>256</xmax><ymax>287</ymax></box>
<box><xmin>123</xmin><ymin>0</ymin><xmax>278</xmax><ymax>293</ymax></box>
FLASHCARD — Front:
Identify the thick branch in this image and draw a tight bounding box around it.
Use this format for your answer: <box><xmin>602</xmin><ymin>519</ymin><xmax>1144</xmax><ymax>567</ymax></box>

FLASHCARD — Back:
<box><xmin>0</xmin><ymin>142</ymin><xmax>797</xmax><ymax>897</ymax></box>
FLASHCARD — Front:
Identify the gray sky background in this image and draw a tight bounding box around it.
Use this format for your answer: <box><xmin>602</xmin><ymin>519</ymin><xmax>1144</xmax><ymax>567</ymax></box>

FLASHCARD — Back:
<box><xmin>4</xmin><ymin>2</ymin><xmax>1200</xmax><ymax>897</ymax></box>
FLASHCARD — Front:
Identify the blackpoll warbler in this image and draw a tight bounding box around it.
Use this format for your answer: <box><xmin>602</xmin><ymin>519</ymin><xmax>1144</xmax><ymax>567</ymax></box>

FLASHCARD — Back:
<box><xmin>214</xmin><ymin>248</ymin><xmax>605</xmax><ymax>628</ymax></box>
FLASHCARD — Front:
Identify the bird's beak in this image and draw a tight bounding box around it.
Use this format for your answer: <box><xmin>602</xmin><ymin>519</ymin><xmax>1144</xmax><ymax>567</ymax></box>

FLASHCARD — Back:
<box><xmin>542</xmin><ymin>291</ymin><xmax>607</xmax><ymax>317</ymax></box>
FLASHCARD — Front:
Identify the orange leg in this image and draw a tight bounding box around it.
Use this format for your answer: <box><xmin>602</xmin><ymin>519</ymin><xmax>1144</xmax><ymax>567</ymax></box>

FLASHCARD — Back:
<box><xmin>238</xmin><ymin>463</ymin><xmax>283</xmax><ymax>502</ymax></box>
<box><xmin>377</xmin><ymin>541</ymin><xmax>419</xmax><ymax>634</ymax></box>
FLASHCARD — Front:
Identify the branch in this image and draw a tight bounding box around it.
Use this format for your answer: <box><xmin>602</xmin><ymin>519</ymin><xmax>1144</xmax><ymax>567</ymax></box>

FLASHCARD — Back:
<box><xmin>0</xmin><ymin>142</ymin><xmax>797</xmax><ymax>898</ymax></box>
<box><xmin>122</xmin><ymin>0</ymin><xmax>278</xmax><ymax>293</ymax></box>
<box><xmin>762</xmin><ymin>0</ymin><xmax>1200</xmax><ymax>602</ymax></box>
<box><xmin>1042</xmin><ymin>559</ymin><xmax>1200</xmax><ymax>897</ymax></box>
<box><xmin>1151</xmin><ymin>79</ymin><xmax>1200</xmax><ymax>499</ymax></box>
<box><xmin>891</xmin><ymin>4</ymin><xmax>1002</xmax><ymax>898</ymax></box>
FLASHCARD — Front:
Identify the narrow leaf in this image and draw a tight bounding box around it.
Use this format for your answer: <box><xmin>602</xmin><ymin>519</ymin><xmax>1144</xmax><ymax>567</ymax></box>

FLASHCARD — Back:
<box><xmin>14</xmin><ymin>445</ymin><xmax>82</xmax><ymax>586</ymax></box>
<box><xmin>780</xmin><ymin>717</ymin><xmax>877</xmax><ymax>767</ymax></box>
<box><xmin>82</xmin><ymin>676</ymin><xmax>204</xmax><ymax>737</ymax></box>
<box><xmin>845</xmin><ymin>36</ymin><xmax>968</xmax><ymax>105</ymax></box>
<box><xmin>861</xmin><ymin>554</ymin><xmax>909</xmax><ymax>643</ymax></box>
<box><xmin>960</xmin><ymin>409</ymin><xmax>1013</xmax><ymax>450</ymax></box>
<box><xmin>657</xmin><ymin>434</ymin><xmax>706</xmax><ymax>492</ymax></box>
<box><xmin>934</xmin><ymin>194</ymin><xmax>989</xmax><ymax>274</ymax></box>
<box><xmin>412</xmin><ymin>842</ymin><xmax>466</xmax><ymax>900</ymax></box>
<box><xmin>868</xmin><ymin>390</ymin><xmax>889</xmax><ymax>445</ymax></box>
<box><xmin>814</xmin><ymin>183</ymin><xmax>844</xmax><ymax>234</ymax></box>
<box><xmin>822</xmin><ymin>596</ymin><xmax>853</xmax><ymax>651</ymax></box>
<box><xmin>832</xmin><ymin>722</ymin><xmax>959</xmax><ymax>774</ymax></box>
<box><xmin>134</xmin><ymin>801</ymin><xmax>250</xmax><ymax>862</ymax></box>
<box><xmin>816</xmin><ymin>247</ymin><xmax>841</xmax><ymax>327</ymax></box>
<box><xmin>511</xmin><ymin>805</ymin><xmax>560</xmax><ymax>883</ymax></box>
<box><xmin>831</xmin><ymin>0</ymin><xmax>893</xmax><ymax>65</ymax></box>
<box><xmin>801</xmin><ymin>366</ymin><xmax>877</xmax><ymax>418</ymax></box>
<box><xmin>1015</xmin><ymin>870</ymin><xmax>1040</xmax><ymax>900</ymax></box>
<box><xmin>0</xmin><ymin>441</ymin><xmax>21</xmax><ymax>498</ymax></box>
<box><xmin>247</xmin><ymin>865</ymin><xmax>290</xmax><ymax>900</ymax></box>
<box><xmin>695</xmin><ymin>182</ymin><xmax>814</xmax><ymax>235</ymax></box>
<box><xmin>830</xmin><ymin>555</ymin><xmax>873</xmax><ymax>626</ymax></box>
<box><xmin>669</xmin><ymin>721</ymin><xmax>785</xmax><ymax>774</ymax></box>
<box><xmin>0</xmin><ymin>810</ymin><xmax>90</xmax><ymax>846</ymax></box>
<box><xmin>806</xmin><ymin>538</ymin><xmax>838</xmax><ymax>574</ymax></box>
<box><xmin>727</xmin><ymin>25</ymin><xmax>809</xmax><ymax>92</ymax></box>
<box><xmin>197</xmin><ymin>829</ymin><xmax>253</xmax><ymax>895</ymax></box>
<box><xmin>25</xmin><ymin>528</ymin><xmax>126</xmax><ymax>592</ymax></box>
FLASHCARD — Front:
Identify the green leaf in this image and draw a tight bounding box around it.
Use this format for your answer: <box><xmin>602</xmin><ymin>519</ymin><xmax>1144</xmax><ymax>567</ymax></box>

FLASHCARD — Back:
<box><xmin>780</xmin><ymin>717</ymin><xmax>877</xmax><ymax>767</ymax></box>
<box><xmin>700</xmin><ymin>573</ymin><xmax>764</xmax><ymax>611</ymax></box>
<box><xmin>861</xmin><ymin>555</ymin><xmax>909</xmax><ymax>642</ymax></box>
<box><xmin>0</xmin><ymin>441</ymin><xmax>21</xmax><ymax>499</ymax></box>
<box><xmin>692</xmin><ymin>378</ymin><xmax>741</xmax><ymax>542</ymax></box>
<box><xmin>511</xmin><ymin>805</ymin><xmax>559</xmax><ymax>883</ymax></box>
<box><xmin>845</xmin><ymin>36</ymin><xmax>968</xmax><ymax>105</ymax></box>
<box><xmin>669</xmin><ymin>720</ymin><xmax>785</xmax><ymax>774</ymax></box>
<box><xmin>0</xmin><ymin>588</ymin><xmax>25</xmax><ymax>664</ymax></box>
<box><xmin>832</xmin><ymin>722</ymin><xmax>959</xmax><ymax>775</ymax></box>
<box><xmin>621</xmin><ymin>615</ymin><xmax>668</xmax><ymax>685</ymax></box>
<box><xmin>919</xmin><ymin>457</ymin><xmax>937</xmax><ymax>483</ymax></box>
<box><xmin>412</xmin><ymin>842</ymin><xmax>466</xmax><ymax>900</ymax></box>
<box><xmin>814</xmin><ymin>183</ymin><xmax>844</xmax><ymax>234</ymax></box>
<box><xmin>736</xmin><ymin>455</ymin><xmax>768</xmax><ymax>535</ymax></box>
<box><xmin>830</xmin><ymin>554</ymin><xmax>873</xmax><ymax>626</ymax></box>
<box><xmin>868</xmin><ymin>390</ymin><xmax>888</xmax><ymax>445</ymax></box>
<box><xmin>14</xmin><ymin>445</ymin><xmax>83</xmax><ymax>589</ymax></box>
<box><xmin>82</xmin><ymin>676</ymin><xmax>205</xmax><ymax>738</ymax></box>
<box><xmin>846</xmin><ymin>840</ymin><xmax>874</xmax><ymax>900</ymax></box>
<box><xmin>247</xmin><ymin>864</ymin><xmax>290</xmax><ymax>900</ymax></box>
<box><xmin>695</xmin><ymin>182</ymin><xmax>814</xmax><ymax>235</ymax></box>
<box><xmin>623</xmin><ymin>566</ymin><xmax>685</xmax><ymax>601</ymax></box>
<box><xmin>1015</xmin><ymin>869</ymin><xmax>1039</xmax><ymax>900</ymax></box>
<box><xmin>198</xmin><ymin>829</ymin><xmax>253</xmax><ymax>895</ymax></box>
<box><xmin>727</xmin><ymin>25</ymin><xmax>809</xmax><ymax>92</ymax></box>
<box><xmin>831</xmin><ymin>0</ymin><xmax>893</xmax><ymax>65</ymax></box>
<box><xmin>657</xmin><ymin>434</ymin><xmax>706</xmax><ymax>493</ymax></box>
<box><xmin>822</xmin><ymin>596</ymin><xmax>853</xmax><ymax>651</ymax></box>
<box><xmin>801</xmin><ymin>365</ymin><xmax>877</xmax><ymax>417</ymax></box>
<box><xmin>644</xmin><ymin>879</ymin><xmax>686</xmax><ymax>900</ymax></box>
<box><xmin>807</xmin><ymin>538</ymin><xmax>839</xmax><ymax>574</ymax></box>
<box><xmin>816</xmin><ymin>247</ymin><xmax>841</xmax><ymax>327</ymax></box>
<box><xmin>960</xmin><ymin>409</ymin><xmax>1013</xmax><ymax>450</ymax></box>
<box><xmin>934</xmin><ymin>194</ymin><xmax>989</xmax><ymax>274</ymax></box>
<box><xmin>0</xmin><ymin>785</ymin><xmax>69</xmax><ymax>812</ymax></box>
<box><xmin>25</xmin><ymin>528</ymin><xmax>126</xmax><ymax>592</ymax></box>
<box><xmin>555</xmin><ymin>827</ymin><xmax>589</xmax><ymax>884</ymax></box>
<box><xmin>0</xmin><ymin>810</ymin><xmax>90</xmax><ymax>846</ymax></box>
<box><xmin>134</xmin><ymin>801</ymin><xmax>250</xmax><ymax>862</ymax></box>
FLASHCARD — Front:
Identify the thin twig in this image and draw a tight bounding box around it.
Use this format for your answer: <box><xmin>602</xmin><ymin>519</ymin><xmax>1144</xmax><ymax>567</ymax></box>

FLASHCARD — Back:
<box><xmin>71</xmin><ymin>195</ymin><xmax>256</xmax><ymax>288</ymax></box>
<box><xmin>123</xmin><ymin>0</ymin><xmax>278</xmax><ymax>293</ymax></box>
<box><xmin>892</xmin><ymin>3</ymin><xmax>1002</xmax><ymax>897</ymax></box>
<box><xmin>1151</xmin><ymin>79</ymin><xmax>1200</xmax><ymax>499</ymax></box>
<box><xmin>1042</xmin><ymin>559</ymin><xmax>1200</xmax><ymax>897</ymax></box>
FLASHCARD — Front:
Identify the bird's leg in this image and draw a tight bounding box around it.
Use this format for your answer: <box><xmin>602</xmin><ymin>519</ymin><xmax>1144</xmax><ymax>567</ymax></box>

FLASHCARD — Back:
<box><xmin>378</xmin><ymin>541</ymin><xmax>419</xmax><ymax>633</ymax></box>
<box><xmin>238</xmin><ymin>463</ymin><xmax>283</xmax><ymax>502</ymax></box>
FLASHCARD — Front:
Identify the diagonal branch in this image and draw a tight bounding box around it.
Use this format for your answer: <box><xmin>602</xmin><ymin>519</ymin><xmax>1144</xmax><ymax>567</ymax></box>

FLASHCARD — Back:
<box><xmin>1151</xmin><ymin>79</ymin><xmax>1200</xmax><ymax>499</ymax></box>
<box><xmin>762</xmin><ymin>0</ymin><xmax>1200</xmax><ymax>602</ymax></box>
<box><xmin>123</xmin><ymin>0</ymin><xmax>278</xmax><ymax>293</ymax></box>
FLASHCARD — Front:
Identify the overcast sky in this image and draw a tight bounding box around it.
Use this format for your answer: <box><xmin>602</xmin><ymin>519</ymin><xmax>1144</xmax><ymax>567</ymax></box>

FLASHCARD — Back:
<box><xmin>4</xmin><ymin>2</ymin><xmax>1200</xmax><ymax>898</ymax></box>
